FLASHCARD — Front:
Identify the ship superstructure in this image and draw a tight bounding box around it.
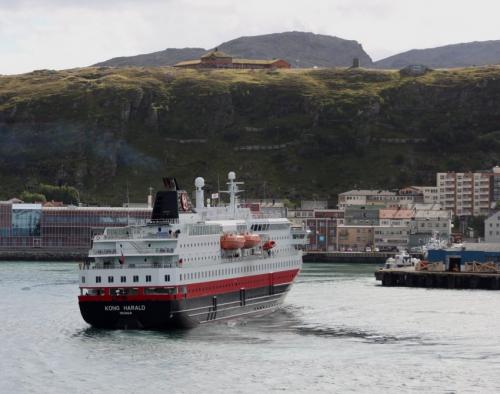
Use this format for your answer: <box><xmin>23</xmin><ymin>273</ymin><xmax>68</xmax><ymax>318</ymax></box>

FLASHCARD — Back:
<box><xmin>78</xmin><ymin>172</ymin><xmax>308</xmax><ymax>329</ymax></box>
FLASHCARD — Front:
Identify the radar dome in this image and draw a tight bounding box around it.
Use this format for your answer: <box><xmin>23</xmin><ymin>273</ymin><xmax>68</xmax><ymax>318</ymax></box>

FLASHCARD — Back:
<box><xmin>228</xmin><ymin>171</ymin><xmax>236</xmax><ymax>180</ymax></box>
<box><xmin>195</xmin><ymin>177</ymin><xmax>205</xmax><ymax>188</ymax></box>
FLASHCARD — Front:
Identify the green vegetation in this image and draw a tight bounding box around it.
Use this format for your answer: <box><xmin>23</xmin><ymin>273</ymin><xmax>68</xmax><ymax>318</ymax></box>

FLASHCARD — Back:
<box><xmin>18</xmin><ymin>184</ymin><xmax>80</xmax><ymax>204</ymax></box>
<box><xmin>1</xmin><ymin>66</ymin><xmax>500</xmax><ymax>205</ymax></box>
<box><xmin>19</xmin><ymin>191</ymin><xmax>47</xmax><ymax>203</ymax></box>
<box><xmin>38</xmin><ymin>184</ymin><xmax>80</xmax><ymax>205</ymax></box>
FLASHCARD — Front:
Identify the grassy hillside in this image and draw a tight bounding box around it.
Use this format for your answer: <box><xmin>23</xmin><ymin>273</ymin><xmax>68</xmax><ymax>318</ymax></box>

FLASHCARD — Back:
<box><xmin>1</xmin><ymin>66</ymin><xmax>500</xmax><ymax>205</ymax></box>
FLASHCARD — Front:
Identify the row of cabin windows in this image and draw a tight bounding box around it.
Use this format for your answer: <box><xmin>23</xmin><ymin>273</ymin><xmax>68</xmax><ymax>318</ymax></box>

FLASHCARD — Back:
<box><xmin>182</xmin><ymin>245</ymin><xmax>295</xmax><ymax>264</ymax></box>
<box><xmin>179</xmin><ymin>260</ymin><xmax>297</xmax><ymax>281</ymax></box>
<box><xmin>92</xmin><ymin>274</ymin><xmax>170</xmax><ymax>283</ymax></box>
<box><xmin>180</xmin><ymin>241</ymin><xmax>218</xmax><ymax>248</ymax></box>
<box><xmin>251</xmin><ymin>223</ymin><xmax>290</xmax><ymax>231</ymax></box>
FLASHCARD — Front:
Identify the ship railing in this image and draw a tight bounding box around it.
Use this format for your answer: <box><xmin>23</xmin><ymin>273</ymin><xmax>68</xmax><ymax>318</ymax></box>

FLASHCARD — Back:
<box><xmin>148</xmin><ymin>218</ymin><xmax>180</xmax><ymax>225</ymax></box>
<box><xmin>89</xmin><ymin>247</ymin><xmax>176</xmax><ymax>256</ymax></box>
<box><xmin>220</xmin><ymin>249</ymin><xmax>286</xmax><ymax>263</ymax></box>
<box><xmin>250</xmin><ymin>212</ymin><xmax>285</xmax><ymax>219</ymax></box>
<box><xmin>132</xmin><ymin>247</ymin><xmax>176</xmax><ymax>254</ymax></box>
<box><xmin>79</xmin><ymin>261</ymin><xmax>180</xmax><ymax>270</ymax></box>
<box><xmin>98</xmin><ymin>232</ymin><xmax>179</xmax><ymax>240</ymax></box>
<box><xmin>90</xmin><ymin>248</ymin><xmax>117</xmax><ymax>255</ymax></box>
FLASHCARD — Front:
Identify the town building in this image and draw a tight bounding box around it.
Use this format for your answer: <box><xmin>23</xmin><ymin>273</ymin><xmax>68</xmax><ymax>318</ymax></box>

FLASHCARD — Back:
<box><xmin>336</xmin><ymin>225</ymin><xmax>374</xmax><ymax>251</ymax></box>
<box><xmin>174</xmin><ymin>49</ymin><xmax>291</xmax><ymax>70</ymax></box>
<box><xmin>301</xmin><ymin>200</ymin><xmax>328</xmax><ymax>210</ymax></box>
<box><xmin>374</xmin><ymin>208</ymin><xmax>413</xmax><ymax>251</ymax></box>
<box><xmin>428</xmin><ymin>243</ymin><xmax>500</xmax><ymax>268</ymax></box>
<box><xmin>0</xmin><ymin>202</ymin><xmax>151</xmax><ymax>253</ymax></box>
<box><xmin>413</xmin><ymin>186</ymin><xmax>439</xmax><ymax>204</ymax></box>
<box><xmin>492</xmin><ymin>166</ymin><xmax>500</xmax><ymax>204</ymax></box>
<box><xmin>409</xmin><ymin>209</ymin><xmax>452</xmax><ymax>247</ymax></box>
<box><xmin>287</xmin><ymin>207</ymin><xmax>343</xmax><ymax>252</ymax></box>
<box><xmin>337</xmin><ymin>189</ymin><xmax>418</xmax><ymax>210</ymax></box>
<box><xmin>338</xmin><ymin>190</ymin><xmax>395</xmax><ymax>209</ymax></box>
<box><xmin>436</xmin><ymin>171</ymin><xmax>492</xmax><ymax>216</ymax></box>
<box><xmin>305</xmin><ymin>210</ymin><xmax>343</xmax><ymax>252</ymax></box>
<box><xmin>398</xmin><ymin>187</ymin><xmax>424</xmax><ymax>203</ymax></box>
<box><xmin>485</xmin><ymin>211</ymin><xmax>500</xmax><ymax>243</ymax></box>
<box><xmin>344</xmin><ymin>205</ymin><xmax>380</xmax><ymax>226</ymax></box>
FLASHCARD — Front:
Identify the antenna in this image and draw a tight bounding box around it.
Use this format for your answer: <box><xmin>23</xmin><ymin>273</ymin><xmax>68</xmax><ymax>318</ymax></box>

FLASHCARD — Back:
<box><xmin>217</xmin><ymin>173</ymin><xmax>220</xmax><ymax>207</ymax></box>
<box><xmin>126</xmin><ymin>180</ymin><xmax>130</xmax><ymax>226</ymax></box>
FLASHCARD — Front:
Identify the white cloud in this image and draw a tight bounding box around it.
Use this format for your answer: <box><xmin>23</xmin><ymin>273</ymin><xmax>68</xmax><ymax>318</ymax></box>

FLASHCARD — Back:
<box><xmin>1</xmin><ymin>0</ymin><xmax>500</xmax><ymax>74</ymax></box>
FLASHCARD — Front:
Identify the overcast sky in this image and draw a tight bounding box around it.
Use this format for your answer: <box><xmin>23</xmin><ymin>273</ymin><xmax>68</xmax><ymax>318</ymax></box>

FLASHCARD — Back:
<box><xmin>1</xmin><ymin>0</ymin><xmax>500</xmax><ymax>74</ymax></box>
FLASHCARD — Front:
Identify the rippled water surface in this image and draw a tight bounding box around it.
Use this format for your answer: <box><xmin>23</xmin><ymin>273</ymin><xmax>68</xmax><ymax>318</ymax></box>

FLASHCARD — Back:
<box><xmin>1</xmin><ymin>262</ymin><xmax>500</xmax><ymax>393</ymax></box>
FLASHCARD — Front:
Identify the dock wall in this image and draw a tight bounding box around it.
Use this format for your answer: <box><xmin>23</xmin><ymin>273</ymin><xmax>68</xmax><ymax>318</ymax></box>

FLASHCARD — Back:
<box><xmin>304</xmin><ymin>251</ymin><xmax>401</xmax><ymax>264</ymax></box>
<box><xmin>375</xmin><ymin>270</ymin><xmax>500</xmax><ymax>290</ymax></box>
<box><xmin>0</xmin><ymin>249</ymin><xmax>87</xmax><ymax>261</ymax></box>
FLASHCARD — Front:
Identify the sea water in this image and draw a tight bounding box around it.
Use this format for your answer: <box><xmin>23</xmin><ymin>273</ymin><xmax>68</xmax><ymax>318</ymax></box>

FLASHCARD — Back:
<box><xmin>1</xmin><ymin>262</ymin><xmax>499</xmax><ymax>393</ymax></box>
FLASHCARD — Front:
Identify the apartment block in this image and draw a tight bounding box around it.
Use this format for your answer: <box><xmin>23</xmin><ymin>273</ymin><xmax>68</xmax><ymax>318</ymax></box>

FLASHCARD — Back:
<box><xmin>436</xmin><ymin>172</ymin><xmax>492</xmax><ymax>216</ymax></box>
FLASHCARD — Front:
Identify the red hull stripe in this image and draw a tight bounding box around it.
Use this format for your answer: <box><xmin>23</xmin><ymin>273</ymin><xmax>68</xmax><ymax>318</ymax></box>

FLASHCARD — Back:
<box><xmin>79</xmin><ymin>268</ymin><xmax>300</xmax><ymax>302</ymax></box>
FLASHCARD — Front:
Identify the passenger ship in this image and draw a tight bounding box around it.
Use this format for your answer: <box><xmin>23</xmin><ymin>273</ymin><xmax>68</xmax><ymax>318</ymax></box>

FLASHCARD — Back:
<box><xmin>78</xmin><ymin>172</ymin><xmax>308</xmax><ymax>329</ymax></box>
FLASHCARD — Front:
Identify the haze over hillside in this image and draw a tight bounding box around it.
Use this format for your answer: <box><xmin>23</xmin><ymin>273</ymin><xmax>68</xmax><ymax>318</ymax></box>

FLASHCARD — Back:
<box><xmin>374</xmin><ymin>40</ymin><xmax>500</xmax><ymax>69</ymax></box>
<box><xmin>93</xmin><ymin>31</ymin><xmax>373</xmax><ymax>68</ymax></box>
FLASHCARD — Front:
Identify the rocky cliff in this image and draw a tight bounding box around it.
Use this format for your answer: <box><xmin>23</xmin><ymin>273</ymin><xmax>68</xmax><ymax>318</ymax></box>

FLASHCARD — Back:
<box><xmin>1</xmin><ymin>66</ymin><xmax>499</xmax><ymax>204</ymax></box>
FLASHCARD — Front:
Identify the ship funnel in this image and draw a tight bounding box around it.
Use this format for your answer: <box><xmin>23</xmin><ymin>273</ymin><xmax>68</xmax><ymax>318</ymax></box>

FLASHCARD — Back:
<box><xmin>194</xmin><ymin>177</ymin><xmax>205</xmax><ymax>209</ymax></box>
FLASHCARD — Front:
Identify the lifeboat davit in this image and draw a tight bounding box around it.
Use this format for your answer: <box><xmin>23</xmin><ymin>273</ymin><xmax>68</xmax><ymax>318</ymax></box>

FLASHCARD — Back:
<box><xmin>243</xmin><ymin>233</ymin><xmax>261</xmax><ymax>249</ymax></box>
<box><xmin>262</xmin><ymin>240</ymin><xmax>276</xmax><ymax>251</ymax></box>
<box><xmin>220</xmin><ymin>234</ymin><xmax>245</xmax><ymax>250</ymax></box>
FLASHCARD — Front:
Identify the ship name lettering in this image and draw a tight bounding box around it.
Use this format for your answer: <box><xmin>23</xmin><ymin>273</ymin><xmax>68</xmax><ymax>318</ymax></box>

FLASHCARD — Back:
<box><xmin>123</xmin><ymin>305</ymin><xmax>146</xmax><ymax>311</ymax></box>
<box><xmin>104</xmin><ymin>305</ymin><xmax>120</xmax><ymax>311</ymax></box>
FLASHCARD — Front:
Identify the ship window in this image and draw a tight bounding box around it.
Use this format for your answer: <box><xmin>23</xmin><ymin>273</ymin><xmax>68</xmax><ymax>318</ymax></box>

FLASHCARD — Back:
<box><xmin>133</xmin><ymin>275</ymin><xmax>139</xmax><ymax>283</ymax></box>
<box><xmin>96</xmin><ymin>276</ymin><xmax>101</xmax><ymax>283</ymax></box>
<box><xmin>108</xmin><ymin>276</ymin><xmax>114</xmax><ymax>283</ymax></box>
<box><xmin>120</xmin><ymin>276</ymin><xmax>126</xmax><ymax>283</ymax></box>
<box><xmin>146</xmin><ymin>275</ymin><xmax>152</xmax><ymax>282</ymax></box>
<box><xmin>81</xmin><ymin>276</ymin><xmax>86</xmax><ymax>283</ymax></box>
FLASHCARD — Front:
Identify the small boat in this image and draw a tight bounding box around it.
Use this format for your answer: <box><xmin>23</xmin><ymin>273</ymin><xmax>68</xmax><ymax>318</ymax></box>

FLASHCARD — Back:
<box><xmin>385</xmin><ymin>250</ymin><xmax>420</xmax><ymax>269</ymax></box>
<box><xmin>243</xmin><ymin>233</ymin><xmax>261</xmax><ymax>248</ymax></box>
<box><xmin>262</xmin><ymin>240</ymin><xmax>276</xmax><ymax>251</ymax></box>
<box><xmin>220</xmin><ymin>233</ymin><xmax>245</xmax><ymax>250</ymax></box>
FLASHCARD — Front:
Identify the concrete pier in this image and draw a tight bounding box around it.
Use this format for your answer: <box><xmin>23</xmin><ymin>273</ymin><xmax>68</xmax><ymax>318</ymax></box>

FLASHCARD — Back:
<box><xmin>0</xmin><ymin>249</ymin><xmax>87</xmax><ymax>261</ymax></box>
<box><xmin>304</xmin><ymin>251</ymin><xmax>423</xmax><ymax>264</ymax></box>
<box><xmin>375</xmin><ymin>269</ymin><xmax>500</xmax><ymax>290</ymax></box>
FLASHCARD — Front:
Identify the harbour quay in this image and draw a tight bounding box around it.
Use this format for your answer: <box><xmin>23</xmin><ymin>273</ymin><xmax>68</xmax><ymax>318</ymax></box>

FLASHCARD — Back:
<box><xmin>376</xmin><ymin>243</ymin><xmax>500</xmax><ymax>290</ymax></box>
<box><xmin>303</xmin><ymin>251</ymin><xmax>419</xmax><ymax>264</ymax></box>
<box><xmin>375</xmin><ymin>269</ymin><xmax>500</xmax><ymax>290</ymax></box>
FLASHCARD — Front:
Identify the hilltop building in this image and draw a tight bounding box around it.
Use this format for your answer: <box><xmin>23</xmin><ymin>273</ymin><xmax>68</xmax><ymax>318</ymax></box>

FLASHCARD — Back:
<box><xmin>174</xmin><ymin>49</ymin><xmax>290</xmax><ymax>70</ymax></box>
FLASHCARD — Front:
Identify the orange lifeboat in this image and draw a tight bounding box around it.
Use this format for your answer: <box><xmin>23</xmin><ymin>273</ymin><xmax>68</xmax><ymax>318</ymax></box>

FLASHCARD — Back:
<box><xmin>243</xmin><ymin>233</ymin><xmax>261</xmax><ymax>249</ymax></box>
<box><xmin>220</xmin><ymin>233</ymin><xmax>245</xmax><ymax>250</ymax></box>
<box><xmin>262</xmin><ymin>240</ymin><xmax>276</xmax><ymax>251</ymax></box>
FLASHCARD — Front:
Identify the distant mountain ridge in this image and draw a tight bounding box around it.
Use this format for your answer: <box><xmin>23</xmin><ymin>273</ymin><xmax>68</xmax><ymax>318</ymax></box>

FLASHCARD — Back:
<box><xmin>93</xmin><ymin>33</ymin><xmax>500</xmax><ymax>70</ymax></box>
<box><xmin>93</xmin><ymin>48</ymin><xmax>206</xmax><ymax>68</ymax></box>
<box><xmin>93</xmin><ymin>31</ymin><xmax>373</xmax><ymax>68</ymax></box>
<box><xmin>374</xmin><ymin>40</ymin><xmax>500</xmax><ymax>69</ymax></box>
